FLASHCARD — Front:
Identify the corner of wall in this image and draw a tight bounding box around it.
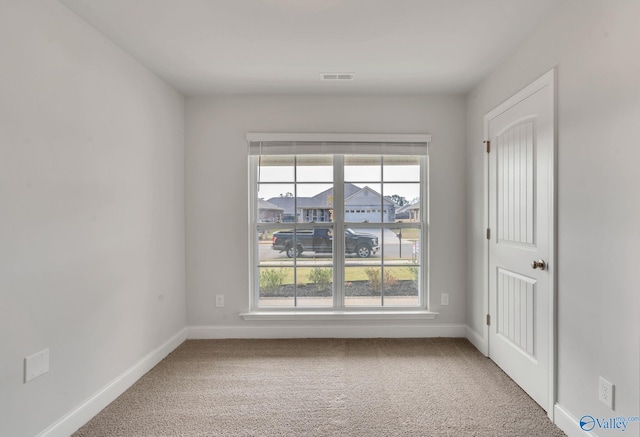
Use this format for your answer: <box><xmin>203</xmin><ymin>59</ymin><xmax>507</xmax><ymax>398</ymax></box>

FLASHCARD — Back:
<box><xmin>37</xmin><ymin>329</ymin><xmax>187</xmax><ymax>437</ymax></box>
<box><xmin>465</xmin><ymin>325</ymin><xmax>487</xmax><ymax>356</ymax></box>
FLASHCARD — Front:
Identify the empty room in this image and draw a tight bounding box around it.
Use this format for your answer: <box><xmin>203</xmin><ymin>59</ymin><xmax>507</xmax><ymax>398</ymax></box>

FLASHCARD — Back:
<box><xmin>1</xmin><ymin>0</ymin><xmax>638</xmax><ymax>436</ymax></box>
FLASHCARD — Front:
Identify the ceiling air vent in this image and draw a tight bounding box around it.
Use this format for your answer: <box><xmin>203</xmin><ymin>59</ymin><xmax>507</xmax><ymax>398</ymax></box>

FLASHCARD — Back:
<box><xmin>321</xmin><ymin>72</ymin><xmax>355</xmax><ymax>81</ymax></box>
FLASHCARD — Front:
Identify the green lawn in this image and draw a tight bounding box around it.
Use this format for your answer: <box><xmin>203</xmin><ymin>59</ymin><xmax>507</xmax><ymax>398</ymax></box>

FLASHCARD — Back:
<box><xmin>260</xmin><ymin>265</ymin><xmax>418</xmax><ymax>285</ymax></box>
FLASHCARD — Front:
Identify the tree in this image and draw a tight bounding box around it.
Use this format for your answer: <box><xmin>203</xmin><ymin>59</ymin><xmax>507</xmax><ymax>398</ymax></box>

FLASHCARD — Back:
<box><xmin>390</xmin><ymin>194</ymin><xmax>408</xmax><ymax>206</ymax></box>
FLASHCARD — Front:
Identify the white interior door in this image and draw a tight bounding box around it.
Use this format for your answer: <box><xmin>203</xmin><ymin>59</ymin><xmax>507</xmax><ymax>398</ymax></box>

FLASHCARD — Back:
<box><xmin>486</xmin><ymin>71</ymin><xmax>555</xmax><ymax>413</ymax></box>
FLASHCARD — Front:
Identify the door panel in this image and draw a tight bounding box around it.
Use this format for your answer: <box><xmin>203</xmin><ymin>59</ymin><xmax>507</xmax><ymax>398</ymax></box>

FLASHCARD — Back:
<box><xmin>497</xmin><ymin>118</ymin><xmax>535</xmax><ymax>246</ymax></box>
<box><xmin>496</xmin><ymin>268</ymin><xmax>536</xmax><ymax>358</ymax></box>
<box><xmin>487</xmin><ymin>72</ymin><xmax>554</xmax><ymax>412</ymax></box>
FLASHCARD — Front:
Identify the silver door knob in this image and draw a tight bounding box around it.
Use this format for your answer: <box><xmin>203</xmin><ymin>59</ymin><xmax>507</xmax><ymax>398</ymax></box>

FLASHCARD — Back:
<box><xmin>531</xmin><ymin>259</ymin><xmax>546</xmax><ymax>270</ymax></box>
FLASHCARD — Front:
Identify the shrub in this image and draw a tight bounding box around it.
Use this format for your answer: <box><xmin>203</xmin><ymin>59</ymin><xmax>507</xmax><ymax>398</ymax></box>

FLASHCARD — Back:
<box><xmin>260</xmin><ymin>268</ymin><xmax>287</xmax><ymax>293</ymax></box>
<box><xmin>406</xmin><ymin>265</ymin><xmax>419</xmax><ymax>286</ymax></box>
<box><xmin>309</xmin><ymin>267</ymin><xmax>332</xmax><ymax>291</ymax></box>
<box><xmin>364</xmin><ymin>267</ymin><xmax>381</xmax><ymax>291</ymax></box>
<box><xmin>384</xmin><ymin>270</ymin><xmax>398</xmax><ymax>288</ymax></box>
<box><xmin>365</xmin><ymin>268</ymin><xmax>398</xmax><ymax>291</ymax></box>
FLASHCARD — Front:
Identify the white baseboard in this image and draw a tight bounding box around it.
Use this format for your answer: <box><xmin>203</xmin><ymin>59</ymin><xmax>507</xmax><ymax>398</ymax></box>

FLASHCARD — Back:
<box><xmin>38</xmin><ymin>328</ymin><xmax>187</xmax><ymax>437</ymax></box>
<box><xmin>465</xmin><ymin>325</ymin><xmax>488</xmax><ymax>356</ymax></box>
<box><xmin>187</xmin><ymin>323</ymin><xmax>467</xmax><ymax>339</ymax></box>
<box><xmin>554</xmin><ymin>404</ymin><xmax>598</xmax><ymax>437</ymax></box>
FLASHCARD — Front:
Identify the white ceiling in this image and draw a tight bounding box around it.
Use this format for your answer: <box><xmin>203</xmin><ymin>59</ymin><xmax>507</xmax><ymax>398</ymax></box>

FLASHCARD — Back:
<box><xmin>59</xmin><ymin>0</ymin><xmax>559</xmax><ymax>96</ymax></box>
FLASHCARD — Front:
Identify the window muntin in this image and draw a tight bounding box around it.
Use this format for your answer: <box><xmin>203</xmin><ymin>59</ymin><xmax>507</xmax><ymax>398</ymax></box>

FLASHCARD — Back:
<box><xmin>253</xmin><ymin>154</ymin><xmax>425</xmax><ymax>310</ymax></box>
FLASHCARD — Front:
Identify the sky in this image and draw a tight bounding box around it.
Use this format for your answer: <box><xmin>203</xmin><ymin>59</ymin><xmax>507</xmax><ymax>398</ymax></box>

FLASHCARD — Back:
<box><xmin>257</xmin><ymin>163</ymin><xmax>421</xmax><ymax>202</ymax></box>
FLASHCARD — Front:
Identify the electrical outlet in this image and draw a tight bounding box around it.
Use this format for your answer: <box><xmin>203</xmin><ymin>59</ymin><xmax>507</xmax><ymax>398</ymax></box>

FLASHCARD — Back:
<box><xmin>598</xmin><ymin>376</ymin><xmax>614</xmax><ymax>409</ymax></box>
<box><xmin>441</xmin><ymin>293</ymin><xmax>449</xmax><ymax>305</ymax></box>
<box><xmin>215</xmin><ymin>295</ymin><xmax>224</xmax><ymax>308</ymax></box>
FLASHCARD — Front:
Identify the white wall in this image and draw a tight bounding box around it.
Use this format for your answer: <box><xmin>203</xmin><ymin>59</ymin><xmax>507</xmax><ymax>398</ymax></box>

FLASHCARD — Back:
<box><xmin>186</xmin><ymin>94</ymin><xmax>467</xmax><ymax>333</ymax></box>
<box><xmin>466</xmin><ymin>0</ymin><xmax>640</xmax><ymax>433</ymax></box>
<box><xmin>0</xmin><ymin>1</ymin><xmax>186</xmax><ymax>436</ymax></box>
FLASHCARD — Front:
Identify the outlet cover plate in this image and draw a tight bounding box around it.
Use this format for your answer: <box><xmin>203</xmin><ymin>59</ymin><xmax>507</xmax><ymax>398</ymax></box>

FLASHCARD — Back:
<box><xmin>598</xmin><ymin>376</ymin><xmax>614</xmax><ymax>409</ymax></box>
<box><xmin>25</xmin><ymin>348</ymin><xmax>49</xmax><ymax>383</ymax></box>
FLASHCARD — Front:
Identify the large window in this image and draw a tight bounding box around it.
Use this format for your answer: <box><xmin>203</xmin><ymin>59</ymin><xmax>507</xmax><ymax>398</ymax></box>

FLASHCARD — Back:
<box><xmin>249</xmin><ymin>134</ymin><xmax>429</xmax><ymax>311</ymax></box>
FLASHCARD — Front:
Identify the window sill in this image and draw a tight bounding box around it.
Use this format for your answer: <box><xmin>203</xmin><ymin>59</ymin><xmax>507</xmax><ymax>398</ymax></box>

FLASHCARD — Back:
<box><xmin>239</xmin><ymin>310</ymin><xmax>439</xmax><ymax>321</ymax></box>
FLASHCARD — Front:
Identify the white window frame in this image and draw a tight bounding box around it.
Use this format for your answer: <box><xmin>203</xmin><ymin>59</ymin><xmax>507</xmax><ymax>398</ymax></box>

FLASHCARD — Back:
<box><xmin>242</xmin><ymin>133</ymin><xmax>437</xmax><ymax>320</ymax></box>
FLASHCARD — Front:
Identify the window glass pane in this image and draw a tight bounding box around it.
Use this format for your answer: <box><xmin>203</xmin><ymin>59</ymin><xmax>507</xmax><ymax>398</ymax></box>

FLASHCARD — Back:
<box><xmin>297</xmin><ymin>155</ymin><xmax>333</xmax><ymax>182</ymax></box>
<box><xmin>258</xmin><ymin>267</ymin><xmax>294</xmax><ymax>307</ymax></box>
<box><xmin>258</xmin><ymin>227</ymin><xmax>298</xmax><ymax>263</ymax></box>
<box><xmin>382</xmin><ymin>227</ymin><xmax>421</xmax><ymax>264</ymax></box>
<box><xmin>345</xmin><ymin>155</ymin><xmax>381</xmax><ymax>182</ymax></box>
<box><xmin>295</xmin><ymin>267</ymin><xmax>333</xmax><ymax>307</ymax></box>
<box><xmin>383</xmin><ymin>156</ymin><xmax>420</xmax><ymax>182</ymax></box>
<box><xmin>298</xmin><ymin>183</ymin><xmax>333</xmax><ymax>223</ymax></box>
<box><xmin>296</xmin><ymin>228</ymin><xmax>334</xmax><ymax>260</ymax></box>
<box><xmin>383</xmin><ymin>183</ymin><xmax>420</xmax><ymax>216</ymax></box>
<box><xmin>392</xmin><ymin>204</ymin><xmax>421</xmax><ymax>225</ymax></box>
<box><xmin>258</xmin><ymin>155</ymin><xmax>294</xmax><ymax>182</ymax></box>
<box><xmin>270</xmin><ymin>228</ymin><xmax>304</xmax><ymax>259</ymax></box>
<box><xmin>267</xmin><ymin>227</ymin><xmax>334</xmax><ymax>260</ymax></box>
<box><xmin>344</xmin><ymin>227</ymin><xmax>380</xmax><ymax>261</ymax></box>
<box><xmin>258</xmin><ymin>183</ymin><xmax>294</xmax><ymax>223</ymax></box>
<box><xmin>345</xmin><ymin>266</ymin><xmax>381</xmax><ymax>307</ymax></box>
<box><xmin>382</xmin><ymin>266</ymin><xmax>419</xmax><ymax>307</ymax></box>
<box><xmin>345</xmin><ymin>183</ymin><xmax>383</xmax><ymax>223</ymax></box>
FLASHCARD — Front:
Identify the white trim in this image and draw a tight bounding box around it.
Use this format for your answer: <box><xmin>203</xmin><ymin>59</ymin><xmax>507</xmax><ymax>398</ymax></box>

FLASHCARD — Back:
<box><xmin>333</xmin><ymin>155</ymin><xmax>345</xmax><ymax>309</ymax></box>
<box><xmin>246</xmin><ymin>132</ymin><xmax>432</xmax><ymax>144</ymax></box>
<box><xmin>465</xmin><ymin>325</ymin><xmax>487</xmax><ymax>356</ymax></box>
<box><xmin>422</xmin><ymin>154</ymin><xmax>430</xmax><ymax>308</ymax></box>
<box><xmin>249</xmin><ymin>153</ymin><xmax>429</xmax><ymax>314</ymax></box>
<box><xmin>248</xmin><ymin>157</ymin><xmax>259</xmax><ymax>310</ymax></box>
<box><xmin>37</xmin><ymin>328</ymin><xmax>187</xmax><ymax>437</ymax></box>
<box><xmin>484</xmin><ymin>70</ymin><xmax>555</xmax><ymax>120</ymax></box>
<box><xmin>549</xmin><ymin>68</ymin><xmax>559</xmax><ymax>423</ymax></box>
<box><xmin>554</xmin><ymin>404</ymin><xmax>599</xmax><ymax>437</ymax></box>
<box><xmin>239</xmin><ymin>310</ymin><xmax>438</xmax><ymax>321</ymax></box>
<box><xmin>187</xmin><ymin>324</ymin><xmax>465</xmax><ymax>339</ymax></box>
<box><xmin>482</xmin><ymin>104</ymin><xmax>491</xmax><ymax>359</ymax></box>
<box><xmin>483</xmin><ymin>68</ymin><xmax>557</xmax><ymax>418</ymax></box>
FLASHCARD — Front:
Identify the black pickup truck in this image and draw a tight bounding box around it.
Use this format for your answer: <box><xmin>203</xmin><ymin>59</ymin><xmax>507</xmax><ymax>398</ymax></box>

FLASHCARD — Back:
<box><xmin>272</xmin><ymin>228</ymin><xmax>379</xmax><ymax>258</ymax></box>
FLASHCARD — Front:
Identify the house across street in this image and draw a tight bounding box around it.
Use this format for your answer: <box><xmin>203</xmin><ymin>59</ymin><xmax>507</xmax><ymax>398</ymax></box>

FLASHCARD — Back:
<box><xmin>260</xmin><ymin>183</ymin><xmax>409</xmax><ymax>224</ymax></box>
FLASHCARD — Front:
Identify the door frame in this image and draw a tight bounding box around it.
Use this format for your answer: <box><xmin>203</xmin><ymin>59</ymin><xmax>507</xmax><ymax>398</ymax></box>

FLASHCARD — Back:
<box><xmin>482</xmin><ymin>68</ymin><xmax>557</xmax><ymax>419</ymax></box>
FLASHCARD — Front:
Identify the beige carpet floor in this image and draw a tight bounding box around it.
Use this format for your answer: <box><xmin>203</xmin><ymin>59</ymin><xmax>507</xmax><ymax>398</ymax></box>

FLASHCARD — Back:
<box><xmin>73</xmin><ymin>338</ymin><xmax>565</xmax><ymax>436</ymax></box>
